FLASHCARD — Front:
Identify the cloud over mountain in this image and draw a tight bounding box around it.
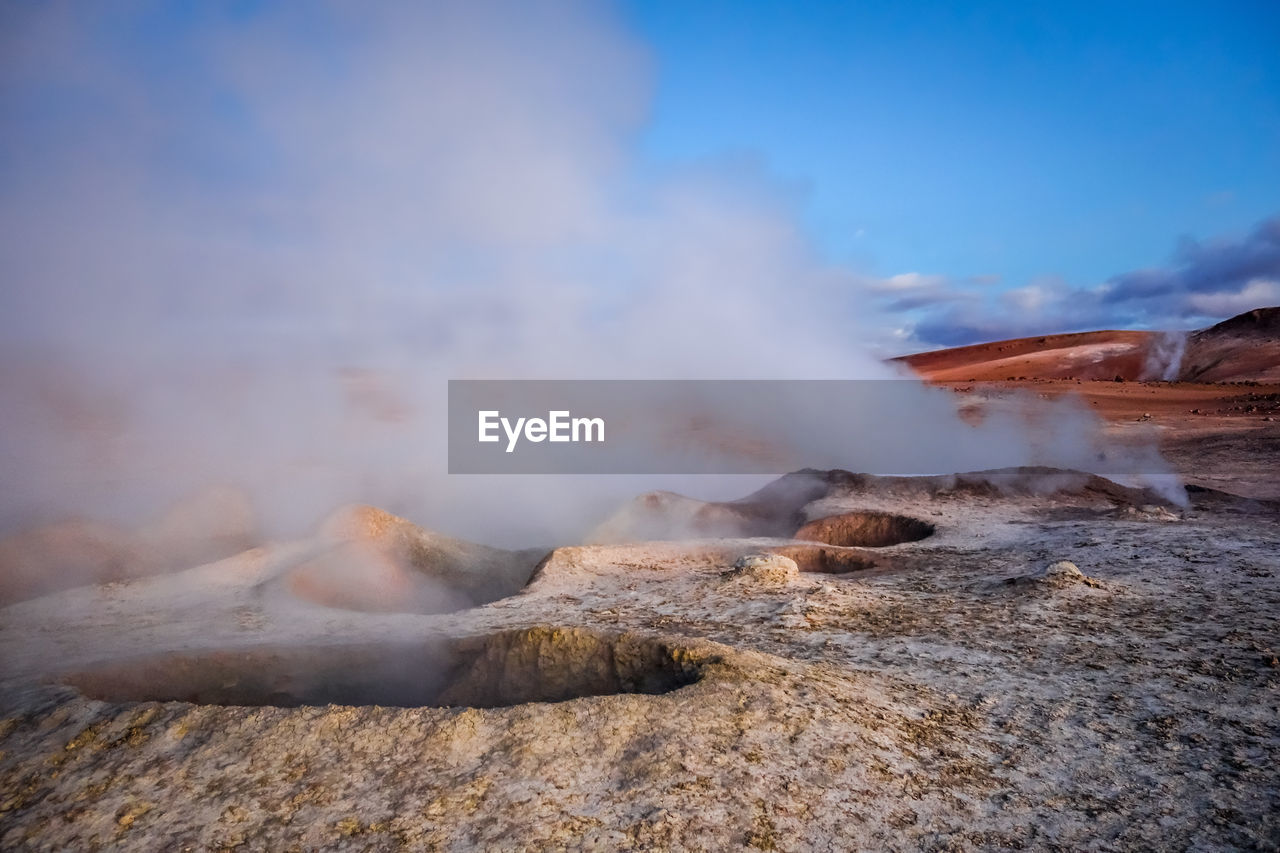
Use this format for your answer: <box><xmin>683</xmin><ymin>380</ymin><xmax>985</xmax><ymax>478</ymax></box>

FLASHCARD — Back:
<box><xmin>890</xmin><ymin>215</ymin><xmax>1280</xmax><ymax>350</ymax></box>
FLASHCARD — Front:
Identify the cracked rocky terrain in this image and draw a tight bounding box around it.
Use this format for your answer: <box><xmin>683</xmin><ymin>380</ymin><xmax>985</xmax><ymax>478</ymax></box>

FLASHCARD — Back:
<box><xmin>1</xmin><ymin>466</ymin><xmax>1278</xmax><ymax>851</ymax></box>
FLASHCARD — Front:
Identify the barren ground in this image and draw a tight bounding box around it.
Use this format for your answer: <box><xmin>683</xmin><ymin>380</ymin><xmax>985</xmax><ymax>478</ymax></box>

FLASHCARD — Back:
<box><xmin>3</xmin><ymin>309</ymin><xmax>1280</xmax><ymax>849</ymax></box>
<box><xmin>1</xmin><ymin>446</ymin><xmax>1278</xmax><ymax>850</ymax></box>
<box><xmin>938</xmin><ymin>378</ymin><xmax>1280</xmax><ymax>500</ymax></box>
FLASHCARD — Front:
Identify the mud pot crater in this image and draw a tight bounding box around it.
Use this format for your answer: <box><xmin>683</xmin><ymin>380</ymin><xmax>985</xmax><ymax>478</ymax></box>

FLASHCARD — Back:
<box><xmin>794</xmin><ymin>511</ymin><xmax>935</xmax><ymax>547</ymax></box>
<box><xmin>765</xmin><ymin>544</ymin><xmax>881</xmax><ymax>574</ymax></box>
<box><xmin>62</xmin><ymin>627</ymin><xmax>710</xmax><ymax>709</ymax></box>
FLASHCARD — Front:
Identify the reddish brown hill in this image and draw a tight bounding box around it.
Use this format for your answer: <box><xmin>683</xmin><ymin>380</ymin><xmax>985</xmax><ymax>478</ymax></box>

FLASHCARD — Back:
<box><xmin>893</xmin><ymin>329</ymin><xmax>1156</xmax><ymax>381</ymax></box>
<box><xmin>1181</xmin><ymin>307</ymin><xmax>1280</xmax><ymax>382</ymax></box>
<box><xmin>893</xmin><ymin>307</ymin><xmax>1280</xmax><ymax>383</ymax></box>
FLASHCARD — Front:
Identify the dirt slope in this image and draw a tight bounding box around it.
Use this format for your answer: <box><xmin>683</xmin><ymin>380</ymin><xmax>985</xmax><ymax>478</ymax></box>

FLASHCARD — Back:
<box><xmin>1182</xmin><ymin>307</ymin><xmax>1280</xmax><ymax>382</ymax></box>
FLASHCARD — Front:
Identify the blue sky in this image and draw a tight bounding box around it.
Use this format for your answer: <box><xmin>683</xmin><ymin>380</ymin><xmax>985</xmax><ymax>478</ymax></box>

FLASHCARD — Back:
<box><xmin>2</xmin><ymin>0</ymin><xmax>1278</xmax><ymax>357</ymax></box>
<box><xmin>621</xmin><ymin>0</ymin><xmax>1280</xmax><ymax>345</ymax></box>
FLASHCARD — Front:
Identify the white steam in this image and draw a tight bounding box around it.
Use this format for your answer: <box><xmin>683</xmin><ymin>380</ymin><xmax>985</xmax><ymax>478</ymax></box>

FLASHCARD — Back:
<box><xmin>1142</xmin><ymin>331</ymin><xmax>1189</xmax><ymax>381</ymax></box>
<box><xmin>0</xmin><ymin>1</ymin><xmax>1179</xmax><ymax>569</ymax></box>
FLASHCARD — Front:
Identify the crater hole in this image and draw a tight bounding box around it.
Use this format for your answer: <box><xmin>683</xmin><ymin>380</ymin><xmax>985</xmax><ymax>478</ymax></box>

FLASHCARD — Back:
<box><xmin>793</xmin><ymin>511</ymin><xmax>934</xmax><ymax>548</ymax></box>
<box><xmin>62</xmin><ymin>627</ymin><xmax>708</xmax><ymax>709</ymax></box>
<box><xmin>766</xmin><ymin>544</ymin><xmax>881</xmax><ymax>574</ymax></box>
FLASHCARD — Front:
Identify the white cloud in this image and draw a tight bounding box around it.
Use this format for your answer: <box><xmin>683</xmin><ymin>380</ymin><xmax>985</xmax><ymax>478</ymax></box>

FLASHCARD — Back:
<box><xmin>878</xmin><ymin>272</ymin><xmax>947</xmax><ymax>291</ymax></box>
<box><xmin>1187</xmin><ymin>279</ymin><xmax>1280</xmax><ymax>316</ymax></box>
<box><xmin>1001</xmin><ymin>283</ymin><xmax>1054</xmax><ymax>312</ymax></box>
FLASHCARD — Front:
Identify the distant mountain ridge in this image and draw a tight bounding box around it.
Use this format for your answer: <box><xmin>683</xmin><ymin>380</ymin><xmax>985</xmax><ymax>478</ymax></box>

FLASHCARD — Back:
<box><xmin>893</xmin><ymin>306</ymin><xmax>1280</xmax><ymax>383</ymax></box>
<box><xmin>1197</xmin><ymin>306</ymin><xmax>1280</xmax><ymax>338</ymax></box>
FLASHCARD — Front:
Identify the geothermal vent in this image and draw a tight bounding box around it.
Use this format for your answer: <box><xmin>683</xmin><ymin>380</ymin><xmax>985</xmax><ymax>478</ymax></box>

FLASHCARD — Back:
<box><xmin>794</xmin><ymin>511</ymin><xmax>935</xmax><ymax>548</ymax></box>
<box><xmin>63</xmin><ymin>627</ymin><xmax>710</xmax><ymax>709</ymax></box>
<box><xmin>764</xmin><ymin>544</ymin><xmax>882</xmax><ymax>574</ymax></box>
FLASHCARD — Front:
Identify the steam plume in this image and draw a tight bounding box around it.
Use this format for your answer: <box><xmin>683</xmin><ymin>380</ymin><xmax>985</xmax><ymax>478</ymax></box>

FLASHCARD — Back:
<box><xmin>0</xmin><ymin>2</ymin><xmax>1177</xmax><ymax>567</ymax></box>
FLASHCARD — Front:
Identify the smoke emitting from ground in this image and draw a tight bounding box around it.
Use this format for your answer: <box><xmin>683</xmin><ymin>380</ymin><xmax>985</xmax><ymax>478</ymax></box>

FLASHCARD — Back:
<box><xmin>0</xmin><ymin>2</ymin><xmax>1180</xmax><ymax>572</ymax></box>
<box><xmin>1143</xmin><ymin>332</ymin><xmax>1189</xmax><ymax>381</ymax></box>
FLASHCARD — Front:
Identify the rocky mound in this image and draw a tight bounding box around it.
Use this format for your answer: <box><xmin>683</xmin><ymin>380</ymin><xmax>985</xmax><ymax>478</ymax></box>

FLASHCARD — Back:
<box><xmin>1001</xmin><ymin>559</ymin><xmax>1104</xmax><ymax>589</ymax></box>
<box><xmin>720</xmin><ymin>553</ymin><xmax>800</xmax><ymax>584</ymax></box>
<box><xmin>283</xmin><ymin>505</ymin><xmax>546</xmax><ymax>614</ymax></box>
